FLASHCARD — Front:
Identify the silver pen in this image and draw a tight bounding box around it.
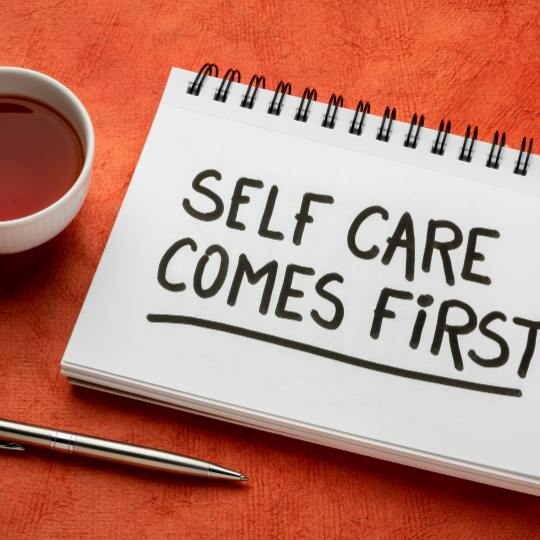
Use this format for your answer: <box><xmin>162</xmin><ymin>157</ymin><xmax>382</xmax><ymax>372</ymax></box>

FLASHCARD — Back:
<box><xmin>0</xmin><ymin>417</ymin><xmax>248</xmax><ymax>481</ymax></box>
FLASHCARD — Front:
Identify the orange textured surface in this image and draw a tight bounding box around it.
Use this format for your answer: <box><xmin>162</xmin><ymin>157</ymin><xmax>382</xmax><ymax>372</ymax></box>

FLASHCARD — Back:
<box><xmin>2</xmin><ymin>0</ymin><xmax>540</xmax><ymax>537</ymax></box>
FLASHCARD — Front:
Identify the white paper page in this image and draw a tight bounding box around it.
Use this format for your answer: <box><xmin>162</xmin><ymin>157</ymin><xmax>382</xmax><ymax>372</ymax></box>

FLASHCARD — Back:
<box><xmin>63</xmin><ymin>68</ymin><xmax>540</xmax><ymax>480</ymax></box>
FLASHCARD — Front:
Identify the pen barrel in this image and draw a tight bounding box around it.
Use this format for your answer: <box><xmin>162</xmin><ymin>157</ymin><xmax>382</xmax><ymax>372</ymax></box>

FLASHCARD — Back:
<box><xmin>0</xmin><ymin>418</ymin><xmax>54</xmax><ymax>449</ymax></box>
<box><xmin>70</xmin><ymin>434</ymin><xmax>212</xmax><ymax>478</ymax></box>
<box><xmin>0</xmin><ymin>418</ymin><xmax>244</xmax><ymax>480</ymax></box>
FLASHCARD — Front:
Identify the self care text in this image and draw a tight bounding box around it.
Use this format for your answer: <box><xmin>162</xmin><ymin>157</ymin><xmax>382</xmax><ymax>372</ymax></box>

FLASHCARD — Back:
<box><xmin>152</xmin><ymin>169</ymin><xmax>540</xmax><ymax>391</ymax></box>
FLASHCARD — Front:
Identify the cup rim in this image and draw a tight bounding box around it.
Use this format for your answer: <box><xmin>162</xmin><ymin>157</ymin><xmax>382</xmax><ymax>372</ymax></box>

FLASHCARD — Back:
<box><xmin>0</xmin><ymin>67</ymin><xmax>95</xmax><ymax>230</ymax></box>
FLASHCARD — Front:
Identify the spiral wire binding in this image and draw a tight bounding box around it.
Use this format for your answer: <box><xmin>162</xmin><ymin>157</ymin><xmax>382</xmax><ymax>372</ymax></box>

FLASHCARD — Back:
<box><xmin>189</xmin><ymin>63</ymin><xmax>535</xmax><ymax>176</ymax></box>
<box><xmin>515</xmin><ymin>137</ymin><xmax>533</xmax><ymax>176</ymax></box>
<box><xmin>187</xmin><ymin>63</ymin><xmax>218</xmax><ymax>96</ymax></box>
<box><xmin>404</xmin><ymin>114</ymin><xmax>424</xmax><ymax>149</ymax></box>
<box><xmin>349</xmin><ymin>100</ymin><xmax>370</xmax><ymax>136</ymax></box>
<box><xmin>486</xmin><ymin>131</ymin><xmax>506</xmax><ymax>169</ymax></box>
<box><xmin>241</xmin><ymin>75</ymin><xmax>265</xmax><ymax>109</ymax></box>
<box><xmin>432</xmin><ymin>120</ymin><xmax>451</xmax><ymax>156</ymax></box>
<box><xmin>322</xmin><ymin>94</ymin><xmax>344</xmax><ymax>129</ymax></box>
<box><xmin>295</xmin><ymin>88</ymin><xmax>317</xmax><ymax>122</ymax></box>
<box><xmin>377</xmin><ymin>107</ymin><xmax>396</xmax><ymax>142</ymax></box>
<box><xmin>214</xmin><ymin>69</ymin><xmax>241</xmax><ymax>103</ymax></box>
<box><xmin>268</xmin><ymin>82</ymin><xmax>291</xmax><ymax>116</ymax></box>
<box><xmin>459</xmin><ymin>125</ymin><xmax>478</xmax><ymax>163</ymax></box>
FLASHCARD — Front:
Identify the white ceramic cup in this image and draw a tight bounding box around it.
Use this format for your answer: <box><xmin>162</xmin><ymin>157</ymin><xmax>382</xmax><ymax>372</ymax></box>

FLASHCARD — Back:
<box><xmin>0</xmin><ymin>67</ymin><xmax>94</xmax><ymax>254</ymax></box>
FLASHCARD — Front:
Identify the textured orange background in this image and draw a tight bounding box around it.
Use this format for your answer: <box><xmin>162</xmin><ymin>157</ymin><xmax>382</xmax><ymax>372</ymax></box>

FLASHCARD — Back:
<box><xmin>2</xmin><ymin>0</ymin><xmax>540</xmax><ymax>537</ymax></box>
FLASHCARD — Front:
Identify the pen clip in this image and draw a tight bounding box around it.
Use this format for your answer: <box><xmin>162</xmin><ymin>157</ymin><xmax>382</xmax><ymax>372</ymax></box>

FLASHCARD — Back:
<box><xmin>0</xmin><ymin>439</ymin><xmax>25</xmax><ymax>451</ymax></box>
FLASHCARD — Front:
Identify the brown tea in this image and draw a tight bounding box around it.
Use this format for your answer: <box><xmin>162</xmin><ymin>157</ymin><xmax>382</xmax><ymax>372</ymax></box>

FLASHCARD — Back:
<box><xmin>0</xmin><ymin>96</ymin><xmax>84</xmax><ymax>222</ymax></box>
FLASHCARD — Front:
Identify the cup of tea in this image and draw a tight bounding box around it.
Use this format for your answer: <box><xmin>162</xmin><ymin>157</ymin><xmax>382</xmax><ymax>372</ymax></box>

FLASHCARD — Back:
<box><xmin>0</xmin><ymin>67</ymin><xmax>94</xmax><ymax>253</ymax></box>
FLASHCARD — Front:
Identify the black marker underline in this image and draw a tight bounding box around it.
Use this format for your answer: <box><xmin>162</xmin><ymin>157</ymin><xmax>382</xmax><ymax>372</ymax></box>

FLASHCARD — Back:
<box><xmin>146</xmin><ymin>314</ymin><xmax>522</xmax><ymax>398</ymax></box>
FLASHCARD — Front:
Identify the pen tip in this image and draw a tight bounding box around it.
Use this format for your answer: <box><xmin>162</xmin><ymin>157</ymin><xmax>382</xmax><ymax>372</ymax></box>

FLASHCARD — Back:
<box><xmin>240</xmin><ymin>475</ymin><xmax>249</xmax><ymax>481</ymax></box>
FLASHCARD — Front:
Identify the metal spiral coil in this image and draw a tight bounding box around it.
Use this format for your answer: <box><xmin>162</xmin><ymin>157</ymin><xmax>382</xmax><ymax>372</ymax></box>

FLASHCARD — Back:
<box><xmin>432</xmin><ymin>120</ymin><xmax>451</xmax><ymax>156</ymax></box>
<box><xmin>376</xmin><ymin>107</ymin><xmax>396</xmax><ymax>142</ymax></box>
<box><xmin>188</xmin><ymin>63</ymin><xmax>534</xmax><ymax>175</ymax></box>
<box><xmin>268</xmin><ymin>81</ymin><xmax>291</xmax><ymax>116</ymax></box>
<box><xmin>187</xmin><ymin>63</ymin><xmax>218</xmax><ymax>96</ymax></box>
<box><xmin>241</xmin><ymin>75</ymin><xmax>265</xmax><ymax>109</ymax></box>
<box><xmin>459</xmin><ymin>125</ymin><xmax>478</xmax><ymax>163</ymax></box>
<box><xmin>322</xmin><ymin>94</ymin><xmax>344</xmax><ymax>129</ymax></box>
<box><xmin>349</xmin><ymin>100</ymin><xmax>370</xmax><ymax>136</ymax></box>
<box><xmin>295</xmin><ymin>88</ymin><xmax>317</xmax><ymax>123</ymax></box>
<box><xmin>404</xmin><ymin>114</ymin><xmax>424</xmax><ymax>149</ymax></box>
<box><xmin>515</xmin><ymin>137</ymin><xmax>533</xmax><ymax>176</ymax></box>
<box><xmin>486</xmin><ymin>131</ymin><xmax>506</xmax><ymax>169</ymax></box>
<box><xmin>214</xmin><ymin>69</ymin><xmax>241</xmax><ymax>103</ymax></box>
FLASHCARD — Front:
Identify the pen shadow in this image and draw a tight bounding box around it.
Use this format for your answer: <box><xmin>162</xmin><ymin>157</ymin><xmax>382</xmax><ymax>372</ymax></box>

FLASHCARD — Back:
<box><xmin>64</xmin><ymin>385</ymin><xmax>250</xmax><ymax>490</ymax></box>
<box><xmin>16</xmin><ymin>444</ymin><xmax>249</xmax><ymax>491</ymax></box>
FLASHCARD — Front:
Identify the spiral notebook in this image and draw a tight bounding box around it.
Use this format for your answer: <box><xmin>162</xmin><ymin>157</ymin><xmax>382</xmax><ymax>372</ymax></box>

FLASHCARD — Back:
<box><xmin>62</xmin><ymin>65</ymin><xmax>540</xmax><ymax>496</ymax></box>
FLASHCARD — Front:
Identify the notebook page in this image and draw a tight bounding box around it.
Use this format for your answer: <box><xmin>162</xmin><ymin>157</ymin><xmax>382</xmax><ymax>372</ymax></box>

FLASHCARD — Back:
<box><xmin>62</xmin><ymin>68</ymin><xmax>540</xmax><ymax>480</ymax></box>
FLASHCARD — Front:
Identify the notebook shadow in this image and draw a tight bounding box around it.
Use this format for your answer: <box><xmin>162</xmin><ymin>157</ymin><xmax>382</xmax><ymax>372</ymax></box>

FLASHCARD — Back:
<box><xmin>69</xmin><ymin>382</ymin><xmax>538</xmax><ymax>507</ymax></box>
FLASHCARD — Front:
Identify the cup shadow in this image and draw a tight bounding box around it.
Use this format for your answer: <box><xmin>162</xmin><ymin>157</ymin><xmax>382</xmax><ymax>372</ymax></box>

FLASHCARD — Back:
<box><xmin>0</xmin><ymin>225</ymin><xmax>71</xmax><ymax>300</ymax></box>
